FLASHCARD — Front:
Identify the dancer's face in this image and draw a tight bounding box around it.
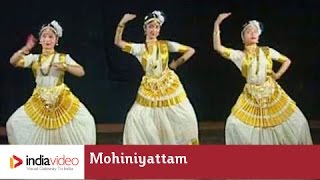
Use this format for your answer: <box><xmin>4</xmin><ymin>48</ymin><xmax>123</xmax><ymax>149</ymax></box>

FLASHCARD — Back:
<box><xmin>39</xmin><ymin>28</ymin><xmax>58</xmax><ymax>50</ymax></box>
<box><xmin>144</xmin><ymin>20</ymin><xmax>161</xmax><ymax>40</ymax></box>
<box><xmin>243</xmin><ymin>25</ymin><xmax>260</xmax><ymax>45</ymax></box>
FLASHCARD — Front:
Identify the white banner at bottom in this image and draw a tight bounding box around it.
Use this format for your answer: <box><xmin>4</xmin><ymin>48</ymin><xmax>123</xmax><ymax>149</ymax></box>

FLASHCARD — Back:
<box><xmin>0</xmin><ymin>145</ymin><xmax>84</xmax><ymax>179</ymax></box>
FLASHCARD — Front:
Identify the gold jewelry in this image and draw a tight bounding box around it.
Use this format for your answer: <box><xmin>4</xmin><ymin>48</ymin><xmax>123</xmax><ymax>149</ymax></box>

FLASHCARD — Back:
<box><xmin>176</xmin><ymin>57</ymin><xmax>185</xmax><ymax>65</ymax></box>
<box><xmin>118</xmin><ymin>24</ymin><xmax>125</xmax><ymax>28</ymax></box>
<box><xmin>62</xmin><ymin>63</ymin><xmax>68</xmax><ymax>71</ymax></box>
<box><xmin>38</xmin><ymin>53</ymin><xmax>56</xmax><ymax>76</ymax></box>
<box><xmin>18</xmin><ymin>49</ymin><xmax>27</xmax><ymax>55</ymax></box>
<box><xmin>213</xmin><ymin>31</ymin><xmax>220</xmax><ymax>36</ymax></box>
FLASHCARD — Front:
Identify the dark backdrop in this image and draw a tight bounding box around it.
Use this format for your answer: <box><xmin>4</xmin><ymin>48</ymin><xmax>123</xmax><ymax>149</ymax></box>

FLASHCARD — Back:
<box><xmin>1</xmin><ymin>0</ymin><xmax>319</xmax><ymax>123</ymax></box>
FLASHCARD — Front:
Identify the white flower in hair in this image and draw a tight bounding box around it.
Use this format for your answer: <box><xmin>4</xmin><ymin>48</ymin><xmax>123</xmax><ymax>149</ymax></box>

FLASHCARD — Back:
<box><xmin>152</xmin><ymin>10</ymin><xmax>165</xmax><ymax>26</ymax></box>
<box><xmin>248</xmin><ymin>20</ymin><xmax>262</xmax><ymax>35</ymax></box>
<box><xmin>50</xmin><ymin>20</ymin><xmax>63</xmax><ymax>37</ymax></box>
<box><xmin>241</xmin><ymin>20</ymin><xmax>263</xmax><ymax>40</ymax></box>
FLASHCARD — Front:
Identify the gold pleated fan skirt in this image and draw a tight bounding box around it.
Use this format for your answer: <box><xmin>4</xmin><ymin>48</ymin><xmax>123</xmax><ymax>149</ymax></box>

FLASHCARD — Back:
<box><xmin>136</xmin><ymin>70</ymin><xmax>187</xmax><ymax>108</ymax></box>
<box><xmin>231</xmin><ymin>78</ymin><xmax>297</xmax><ymax>128</ymax></box>
<box><xmin>24</xmin><ymin>84</ymin><xmax>80</xmax><ymax>129</ymax></box>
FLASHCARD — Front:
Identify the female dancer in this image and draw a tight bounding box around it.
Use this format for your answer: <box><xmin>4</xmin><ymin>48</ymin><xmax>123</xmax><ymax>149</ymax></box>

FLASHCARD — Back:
<box><xmin>213</xmin><ymin>13</ymin><xmax>312</xmax><ymax>144</ymax></box>
<box><xmin>7</xmin><ymin>20</ymin><xmax>96</xmax><ymax>144</ymax></box>
<box><xmin>114</xmin><ymin>11</ymin><xmax>199</xmax><ymax>144</ymax></box>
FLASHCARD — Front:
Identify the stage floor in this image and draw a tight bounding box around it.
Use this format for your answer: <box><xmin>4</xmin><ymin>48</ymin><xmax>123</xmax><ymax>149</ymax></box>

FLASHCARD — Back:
<box><xmin>1</xmin><ymin>121</ymin><xmax>319</xmax><ymax>144</ymax></box>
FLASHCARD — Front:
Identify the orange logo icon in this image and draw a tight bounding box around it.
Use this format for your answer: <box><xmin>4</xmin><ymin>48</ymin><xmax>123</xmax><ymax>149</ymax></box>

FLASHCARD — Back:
<box><xmin>10</xmin><ymin>155</ymin><xmax>23</xmax><ymax>169</ymax></box>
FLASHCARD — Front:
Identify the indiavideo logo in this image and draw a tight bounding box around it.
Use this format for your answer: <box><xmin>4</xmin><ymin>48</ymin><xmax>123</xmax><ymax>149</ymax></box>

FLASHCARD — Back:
<box><xmin>10</xmin><ymin>155</ymin><xmax>23</xmax><ymax>169</ymax></box>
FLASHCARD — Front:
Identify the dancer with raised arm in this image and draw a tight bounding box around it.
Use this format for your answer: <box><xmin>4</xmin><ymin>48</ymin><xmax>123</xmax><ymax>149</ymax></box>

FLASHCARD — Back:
<box><xmin>115</xmin><ymin>11</ymin><xmax>199</xmax><ymax>144</ymax></box>
<box><xmin>7</xmin><ymin>20</ymin><xmax>96</xmax><ymax>144</ymax></box>
<box><xmin>213</xmin><ymin>13</ymin><xmax>312</xmax><ymax>145</ymax></box>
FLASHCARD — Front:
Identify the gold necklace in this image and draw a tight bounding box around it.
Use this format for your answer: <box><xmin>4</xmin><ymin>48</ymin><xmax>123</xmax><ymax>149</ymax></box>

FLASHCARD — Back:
<box><xmin>245</xmin><ymin>47</ymin><xmax>260</xmax><ymax>75</ymax></box>
<box><xmin>145</xmin><ymin>42</ymin><xmax>159</xmax><ymax>69</ymax></box>
<box><xmin>38</xmin><ymin>52</ymin><xmax>56</xmax><ymax>76</ymax></box>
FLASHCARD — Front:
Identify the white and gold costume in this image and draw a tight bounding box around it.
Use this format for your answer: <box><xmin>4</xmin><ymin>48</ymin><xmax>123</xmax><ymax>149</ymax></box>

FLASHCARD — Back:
<box><xmin>6</xmin><ymin>52</ymin><xmax>96</xmax><ymax>144</ymax></box>
<box><xmin>122</xmin><ymin>40</ymin><xmax>199</xmax><ymax>144</ymax></box>
<box><xmin>220</xmin><ymin>46</ymin><xmax>313</xmax><ymax>144</ymax></box>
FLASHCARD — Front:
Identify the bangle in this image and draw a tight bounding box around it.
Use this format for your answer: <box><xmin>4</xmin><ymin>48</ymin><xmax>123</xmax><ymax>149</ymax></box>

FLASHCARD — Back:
<box><xmin>18</xmin><ymin>49</ymin><xmax>26</xmax><ymax>55</ymax></box>
<box><xmin>118</xmin><ymin>24</ymin><xmax>125</xmax><ymax>28</ymax></box>
<box><xmin>176</xmin><ymin>57</ymin><xmax>186</xmax><ymax>64</ymax></box>
<box><xmin>63</xmin><ymin>63</ymin><xmax>68</xmax><ymax>71</ymax></box>
<box><xmin>276</xmin><ymin>72</ymin><xmax>282</xmax><ymax>78</ymax></box>
<box><xmin>213</xmin><ymin>31</ymin><xmax>220</xmax><ymax>36</ymax></box>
